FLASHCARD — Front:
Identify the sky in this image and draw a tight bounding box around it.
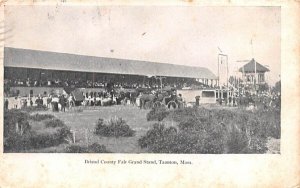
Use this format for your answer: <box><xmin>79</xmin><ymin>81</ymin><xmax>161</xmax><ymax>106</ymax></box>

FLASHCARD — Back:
<box><xmin>4</xmin><ymin>5</ymin><xmax>281</xmax><ymax>85</ymax></box>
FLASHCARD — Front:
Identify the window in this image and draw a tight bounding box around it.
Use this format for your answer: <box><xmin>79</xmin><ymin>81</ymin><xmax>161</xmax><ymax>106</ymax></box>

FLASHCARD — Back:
<box><xmin>202</xmin><ymin>91</ymin><xmax>215</xmax><ymax>98</ymax></box>
<box><xmin>259</xmin><ymin>74</ymin><xmax>265</xmax><ymax>82</ymax></box>
<box><xmin>30</xmin><ymin>90</ymin><xmax>33</xmax><ymax>95</ymax></box>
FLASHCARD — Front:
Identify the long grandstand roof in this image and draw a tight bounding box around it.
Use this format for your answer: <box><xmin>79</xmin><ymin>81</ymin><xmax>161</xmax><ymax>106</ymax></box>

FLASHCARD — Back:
<box><xmin>4</xmin><ymin>47</ymin><xmax>217</xmax><ymax>80</ymax></box>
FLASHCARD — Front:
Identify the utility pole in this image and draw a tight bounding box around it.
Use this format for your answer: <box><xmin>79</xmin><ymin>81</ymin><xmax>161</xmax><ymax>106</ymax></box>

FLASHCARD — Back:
<box><xmin>251</xmin><ymin>39</ymin><xmax>257</xmax><ymax>94</ymax></box>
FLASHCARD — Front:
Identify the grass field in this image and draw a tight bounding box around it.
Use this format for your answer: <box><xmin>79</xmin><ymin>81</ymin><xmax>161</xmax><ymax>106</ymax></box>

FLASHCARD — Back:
<box><xmin>30</xmin><ymin>106</ymin><xmax>154</xmax><ymax>153</ymax></box>
<box><xmin>6</xmin><ymin>105</ymin><xmax>280</xmax><ymax>153</ymax></box>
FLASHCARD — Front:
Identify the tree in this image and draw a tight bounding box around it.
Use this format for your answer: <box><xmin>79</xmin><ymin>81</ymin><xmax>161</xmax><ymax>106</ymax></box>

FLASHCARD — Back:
<box><xmin>273</xmin><ymin>80</ymin><xmax>281</xmax><ymax>94</ymax></box>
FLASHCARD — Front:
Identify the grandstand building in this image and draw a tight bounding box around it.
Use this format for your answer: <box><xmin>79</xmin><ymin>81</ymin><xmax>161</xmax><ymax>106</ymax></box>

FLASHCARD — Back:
<box><xmin>4</xmin><ymin>47</ymin><xmax>217</xmax><ymax>97</ymax></box>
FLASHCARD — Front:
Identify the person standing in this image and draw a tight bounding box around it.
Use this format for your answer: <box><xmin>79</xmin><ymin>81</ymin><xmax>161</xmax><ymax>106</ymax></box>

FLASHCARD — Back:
<box><xmin>232</xmin><ymin>95</ymin><xmax>236</xmax><ymax>107</ymax></box>
<box><xmin>17</xmin><ymin>97</ymin><xmax>22</xmax><ymax>109</ymax></box>
<box><xmin>60</xmin><ymin>95</ymin><xmax>66</xmax><ymax>112</ymax></box>
<box><xmin>36</xmin><ymin>97</ymin><xmax>41</xmax><ymax>107</ymax></box>
<box><xmin>52</xmin><ymin>95</ymin><xmax>59</xmax><ymax>112</ymax></box>
<box><xmin>40</xmin><ymin>96</ymin><xmax>44</xmax><ymax>106</ymax></box>
<box><xmin>47</xmin><ymin>95</ymin><xmax>52</xmax><ymax>109</ymax></box>
<box><xmin>23</xmin><ymin>99</ymin><xmax>27</xmax><ymax>108</ymax></box>
<box><xmin>195</xmin><ymin>96</ymin><xmax>200</xmax><ymax>106</ymax></box>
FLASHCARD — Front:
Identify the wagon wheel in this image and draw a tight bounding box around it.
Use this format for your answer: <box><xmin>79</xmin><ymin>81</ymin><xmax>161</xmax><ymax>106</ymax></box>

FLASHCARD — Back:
<box><xmin>167</xmin><ymin>101</ymin><xmax>178</xmax><ymax>110</ymax></box>
<box><xmin>153</xmin><ymin>101</ymin><xmax>163</xmax><ymax>108</ymax></box>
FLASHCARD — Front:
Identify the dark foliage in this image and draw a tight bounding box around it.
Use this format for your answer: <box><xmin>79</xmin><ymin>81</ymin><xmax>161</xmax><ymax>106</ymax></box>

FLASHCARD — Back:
<box><xmin>140</xmin><ymin>107</ymin><xmax>279</xmax><ymax>153</ymax></box>
<box><xmin>146</xmin><ymin>107</ymin><xmax>170</xmax><ymax>121</ymax></box>
<box><xmin>4</xmin><ymin>109</ymin><xmax>31</xmax><ymax>138</ymax></box>
<box><xmin>44</xmin><ymin>119</ymin><xmax>66</xmax><ymax>128</ymax></box>
<box><xmin>94</xmin><ymin>118</ymin><xmax>135</xmax><ymax>137</ymax></box>
<box><xmin>29</xmin><ymin>127</ymin><xmax>72</xmax><ymax>149</ymax></box>
<box><xmin>4</xmin><ymin>110</ymin><xmax>72</xmax><ymax>152</ymax></box>
<box><xmin>4</xmin><ymin>126</ymin><xmax>72</xmax><ymax>152</ymax></box>
<box><xmin>138</xmin><ymin>123</ymin><xmax>224</xmax><ymax>154</ymax></box>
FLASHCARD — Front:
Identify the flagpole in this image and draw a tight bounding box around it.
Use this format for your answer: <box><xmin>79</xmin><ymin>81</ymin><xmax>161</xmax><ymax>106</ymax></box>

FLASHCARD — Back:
<box><xmin>251</xmin><ymin>39</ymin><xmax>257</xmax><ymax>94</ymax></box>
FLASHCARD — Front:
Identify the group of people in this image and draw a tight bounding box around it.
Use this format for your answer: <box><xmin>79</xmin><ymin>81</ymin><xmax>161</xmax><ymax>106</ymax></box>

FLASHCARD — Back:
<box><xmin>215</xmin><ymin>92</ymin><xmax>281</xmax><ymax>110</ymax></box>
<box><xmin>4</xmin><ymin>77</ymin><xmax>216</xmax><ymax>91</ymax></box>
<box><xmin>4</xmin><ymin>96</ymin><xmax>45</xmax><ymax>110</ymax></box>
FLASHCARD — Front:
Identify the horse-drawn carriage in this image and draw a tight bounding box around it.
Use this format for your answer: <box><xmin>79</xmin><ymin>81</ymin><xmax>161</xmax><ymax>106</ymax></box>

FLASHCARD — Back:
<box><xmin>138</xmin><ymin>87</ymin><xmax>184</xmax><ymax>109</ymax></box>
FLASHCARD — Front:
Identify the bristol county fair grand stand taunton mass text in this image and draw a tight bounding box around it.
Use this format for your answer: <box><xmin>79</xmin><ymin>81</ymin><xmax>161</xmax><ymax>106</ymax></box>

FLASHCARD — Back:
<box><xmin>84</xmin><ymin>159</ymin><xmax>192</xmax><ymax>165</ymax></box>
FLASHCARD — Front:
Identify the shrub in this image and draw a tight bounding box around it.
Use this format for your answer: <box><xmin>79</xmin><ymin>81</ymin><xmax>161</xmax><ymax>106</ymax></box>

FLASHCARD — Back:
<box><xmin>138</xmin><ymin>123</ymin><xmax>168</xmax><ymax>148</ymax></box>
<box><xmin>30</xmin><ymin>133</ymin><xmax>61</xmax><ymax>149</ymax></box>
<box><xmin>94</xmin><ymin>117</ymin><xmax>135</xmax><ymax>137</ymax></box>
<box><xmin>4</xmin><ymin>110</ymin><xmax>72</xmax><ymax>152</ymax></box>
<box><xmin>138</xmin><ymin>123</ymin><xmax>225</xmax><ymax>154</ymax></box>
<box><xmin>4</xmin><ymin>126</ymin><xmax>72</xmax><ymax>152</ymax></box>
<box><xmin>65</xmin><ymin>143</ymin><xmax>110</xmax><ymax>153</ymax></box>
<box><xmin>54</xmin><ymin>126</ymin><xmax>73</xmax><ymax>141</ymax></box>
<box><xmin>4</xmin><ymin>132</ymin><xmax>34</xmax><ymax>152</ymax></box>
<box><xmin>146</xmin><ymin>107</ymin><xmax>170</xmax><ymax>121</ymax></box>
<box><xmin>4</xmin><ymin>110</ymin><xmax>31</xmax><ymax>138</ymax></box>
<box><xmin>226</xmin><ymin>128</ymin><xmax>249</xmax><ymax>153</ymax></box>
<box><xmin>178</xmin><ymin>117</ymin><xmax>205</xmax><ymax>131</ymax></box>
<box><xmin>45</xmin><ymin>119</ymin><xmax>66</xmax><ymax>128</ymax></box>
<box><xmin>65</xmin><ymin>145</ymin><xmax>87</xmax><ymax>153</ymax></box>
<box><xmin>254</xmin><ymin>109</ymin><xmax>281</xmax><ymax>139</ymax></box>
<box><xmin>30</xmin><ymin>114</ymin><xmax>55</xmax><ymax>121</ymax></box>
<box><xmin>169</xmin><ymin>107</ymin><xmax>199</xmax><ymax>122</ymax></box>
<box><xmin>141</xmin><ymin>107</ymin><xmax>279</xmax><ymax>154</ymax></box>
<box><xmin>88</xmin><ymin>143</ymin><xmax>110</xmax><ymax>153</ymax></box>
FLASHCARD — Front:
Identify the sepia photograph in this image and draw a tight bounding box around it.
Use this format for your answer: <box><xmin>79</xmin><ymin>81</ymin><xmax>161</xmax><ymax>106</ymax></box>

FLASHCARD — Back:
<box><xmin>2</xmin><ymin>5</ymin><xmax>282</xmax><ymax>154</ymax></box>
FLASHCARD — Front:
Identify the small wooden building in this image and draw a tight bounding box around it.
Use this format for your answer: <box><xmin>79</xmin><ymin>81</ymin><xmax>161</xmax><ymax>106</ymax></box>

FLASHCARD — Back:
<box><xmin>239</xmin><ymin>58</ymin><xmax>270</xmax><ymax>86</ymax></box>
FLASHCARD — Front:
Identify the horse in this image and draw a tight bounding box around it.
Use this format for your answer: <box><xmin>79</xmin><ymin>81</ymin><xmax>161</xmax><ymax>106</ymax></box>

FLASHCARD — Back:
<box><xmin>46</xmin><ymin>97</ymin><xmax>52</xmax><ymax>108</ymax></box>
<box><xmin>139</xmin><ymin>93</ymin><xmax>156</xmax><ymax>109</ymax></box>
<box><xmin>128</xmin><ymin>91</ymin><xmax>139</xmax><ymax>106</ymax></box>
<box><xmin>116</xmin><ymin>91</ymin><xmax>127</xmax><ymax>105</ymax></box>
